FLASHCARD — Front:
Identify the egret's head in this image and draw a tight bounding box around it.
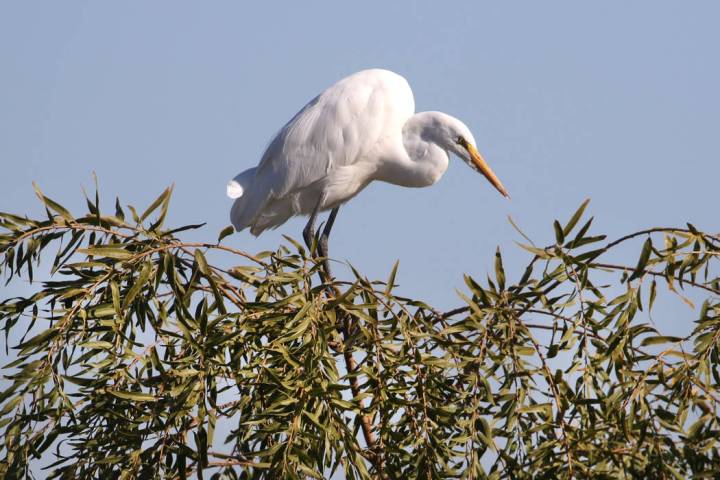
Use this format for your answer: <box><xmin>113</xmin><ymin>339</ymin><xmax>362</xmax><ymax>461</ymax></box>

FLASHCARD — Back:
<box><xmin>453</xmin><ymin>134</ymin><xmax>509</xmax><ymax>198</ymax></box>
<box><xmin>422</xmin><ymin>112</ymin><xmax>509</xmax><ymax>198</ymax></box>
<box><xmin>443</xmin><ymin>121</ymin><xmax>509</xmax><ymax>199</ymax></box>
<box><xmin>406</xmin><ymin>111</ymin><xmax>510</xmax><ymax>196</ymax></box>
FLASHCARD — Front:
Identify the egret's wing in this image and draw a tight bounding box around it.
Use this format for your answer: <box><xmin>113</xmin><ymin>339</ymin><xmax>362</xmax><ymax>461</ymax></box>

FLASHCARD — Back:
<box><xmin>256</xmin><ymin>69</ymin><xmax>414</xmax><ymax>200</ymax></box>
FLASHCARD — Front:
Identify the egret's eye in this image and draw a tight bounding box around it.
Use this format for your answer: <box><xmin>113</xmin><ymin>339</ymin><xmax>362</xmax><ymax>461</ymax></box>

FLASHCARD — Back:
<box><xmin>456</xmin><ymin>136</ymin><xmax>466</xmax><ymax>146</ymax></box>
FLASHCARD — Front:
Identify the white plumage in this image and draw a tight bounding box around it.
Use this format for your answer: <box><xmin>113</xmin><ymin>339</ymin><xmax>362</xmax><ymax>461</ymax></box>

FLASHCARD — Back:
<box><xmin>227</xmin><ymin>69</ymin><xmax>508</xmax><ymax>238</ymax></box>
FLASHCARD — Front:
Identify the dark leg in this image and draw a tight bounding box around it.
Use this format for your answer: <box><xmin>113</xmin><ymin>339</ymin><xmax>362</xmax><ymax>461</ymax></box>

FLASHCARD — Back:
<box><xmin>303</xmin><ymin>193</ymin><xmax>326</xmax><ymax>253</ymax></box>
<box><xmin>317</xmin><ymin>207</ymin><xmax>339</xmax><ymax>260</ymax></box>
<box><xmin>302</xmin><ymin>216</ymin><xmax>315</xmax><ymax>253</ymax></box>
<box><xmin>317</xmin><ymin>206</ymin><xmax>339</xmax><ymax>280</ymax></box>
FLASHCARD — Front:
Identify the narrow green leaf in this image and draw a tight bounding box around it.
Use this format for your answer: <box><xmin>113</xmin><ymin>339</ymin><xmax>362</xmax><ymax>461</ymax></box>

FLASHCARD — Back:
<box><xmin>78</xmin><ymin>245</ymin><xmax>133</xmax><ymax>260</ymax></box>
<box><xmin>494</xmin><ymin>247</ymin><xmax>505</xmax><ymax>290</ymax></box>
<box><xmin>123</xmin><ymin>261</ymin><xmax>153</xmax><ymax>308</ymax></box>
<box><xmin>217</xmin><ymin>225</ymin><xmax>235</xmax><ymax>243</ymax></box>
<box><xmin>79</xmin><ymin>341</ymin><xmax>114</xmax><ymax>349</ymax></box>
<box><xmin>518</xmin><ymin>403</ymin><xmax>552</xmax><ymax>415</ymax></box>
<box><xmin>640</xmin><ymin>335</ymin><xmax>683</xmax><ymax>347</ymax></box>
<box><xmin>194</xmin><ymin>249</ymin><xmax>211</xmax><ymax>276</ymax></box>
<box><xmin>563</xmin><ymin>198</ymin><xmax>590</xmax><ymax>235</ymax></box>
<box><xmin>553</xmin><ymin>220</ymin><xmax>565</xmax><ymax>244</ymax></box>
<box><xmin>385</xmin><ymin>260</ymin><xmax>399</xmax><ymax>296</ymax></box>
<box><xmin>507</xmin><ymin>215</ymin><xmax>535</xmax><ymax>245</ymax></box>
<box><xmin>114</xmin><ymin>197</ymin><xmax>125</xmax><ymax>220</ymax></box>
<box><xmin>108</xmin><ymin>390</ymin><xmax>157</xmax><ymax>402</ymax></box>
<box><xmin>32</xmin><ymin>182</ymin><xmax>74</xmax><ymax>222</ymax></box>
<box><xmin>516</xmin><ymin>242</ymin><xmax>551</xmax><ymax>259</ymax></box>
<box><xmin>14</xmin><ymin>327</ymin><xmax>58</xmax><ymax>351</ymax></box>
<box><xmin>140</xmin><ymin>186</ymin><xmax>172</xmax><ymax>222</ymax></box>
<box><xmin>630</xmin><ymin>238</ymin><xmax>653</xmax><ymax>281</ymax></box>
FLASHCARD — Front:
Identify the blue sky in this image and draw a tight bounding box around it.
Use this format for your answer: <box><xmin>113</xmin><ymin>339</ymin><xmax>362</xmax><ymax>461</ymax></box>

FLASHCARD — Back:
<box><xmin>1</xmin><ymin>2</ymin><xmax>719</xmax><ymax>476</ymax></box>
<box><xmin>1</xmin><ymin>1</ymin><xmax>718</xmax><ymax>312</ymax></box>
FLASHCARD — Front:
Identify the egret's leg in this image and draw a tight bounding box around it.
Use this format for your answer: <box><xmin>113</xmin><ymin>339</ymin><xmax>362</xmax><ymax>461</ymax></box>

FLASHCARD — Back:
<box><xmin>303</xmin><ymin>193</ymin><xmax>326</xmax><ymax>253</ymax></box>
<box><xmin>317</xmin><ymin>207</ymin><xmax>339</xmax><ymax>279</ymax></box>
<box><xmin>302</xmin><ymin>217</ymin><xmax>315</xmax><ymax>253</ymax></box>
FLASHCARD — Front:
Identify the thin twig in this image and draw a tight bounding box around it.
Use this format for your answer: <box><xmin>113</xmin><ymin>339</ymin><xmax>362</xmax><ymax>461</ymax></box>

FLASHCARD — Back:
<box><xmin>593</xmin><ymin>262</ymin><xmax>719</xmax><ymax>295</ymax></box>
<box><xmin>604</xmin><ymin>227</ymin><xmax>719</xmax><ymax>251</ymax></box>
<box><xmin>317</xmin><ymin>258</ymin><xmax>383</xmax><ymax>474</ymax></box>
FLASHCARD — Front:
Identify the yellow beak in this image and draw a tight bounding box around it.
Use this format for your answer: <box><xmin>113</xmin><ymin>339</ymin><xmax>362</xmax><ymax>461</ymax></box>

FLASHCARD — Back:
<box><xmin>467</xmin><ymin>144</ymin><xmax>510</xmax><ymax>199</ymax></box>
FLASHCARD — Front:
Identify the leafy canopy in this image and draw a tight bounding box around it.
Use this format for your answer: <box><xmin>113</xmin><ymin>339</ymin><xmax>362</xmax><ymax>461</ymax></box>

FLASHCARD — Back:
<box><xmin>0</xmin><ymin>184</ymin><xmax>719</xmax><ymax>479</ymax></box>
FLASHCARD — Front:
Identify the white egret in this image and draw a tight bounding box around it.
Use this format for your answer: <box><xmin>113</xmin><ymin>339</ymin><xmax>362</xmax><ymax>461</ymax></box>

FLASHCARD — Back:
<box><xmin>227</xmin><ymin>69</ymin><xmax>508</xmax><ymax>266</ymax></box>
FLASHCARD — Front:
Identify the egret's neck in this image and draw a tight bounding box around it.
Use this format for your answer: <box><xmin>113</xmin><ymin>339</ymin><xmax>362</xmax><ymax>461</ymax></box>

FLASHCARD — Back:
<box><xmin>376</xmin><ymin>113</ymin><xmax>450</xmax><ymax>188</ymax></box>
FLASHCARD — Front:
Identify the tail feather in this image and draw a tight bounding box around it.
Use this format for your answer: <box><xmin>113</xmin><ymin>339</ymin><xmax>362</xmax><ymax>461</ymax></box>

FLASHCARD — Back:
<box><xmin>228</xmin><ymin>167</ymin><xmax>300</xmax><ymax>236</ymax></box>
<box><xmin>227</xmin><ymin>168</ymin><xmax>256</xmax><ymax>199</ymax></box>
<box><xmin>228</xmin><ymin>168</ymin><xmax>262</xmax><ymax>232</ymax></box>
<box><xmin>226</xmin><ymin>180</ymin><xmax>244</xmax><ymax>199</ymax></box>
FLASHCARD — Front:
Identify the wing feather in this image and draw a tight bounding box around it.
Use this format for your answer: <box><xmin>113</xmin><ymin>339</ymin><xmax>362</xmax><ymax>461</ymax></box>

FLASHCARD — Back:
<box><xmin>256</xmin><ymin>69</ymin><xmax>414</xmax><ymax>200</ymax></box>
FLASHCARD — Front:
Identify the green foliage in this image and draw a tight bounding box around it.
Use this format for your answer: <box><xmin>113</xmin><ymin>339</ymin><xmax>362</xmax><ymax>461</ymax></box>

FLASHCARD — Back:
<box><xmin>0</xmin><ymin>186</ymin><xmax>719</xmax><ymax>479</ymax></box>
